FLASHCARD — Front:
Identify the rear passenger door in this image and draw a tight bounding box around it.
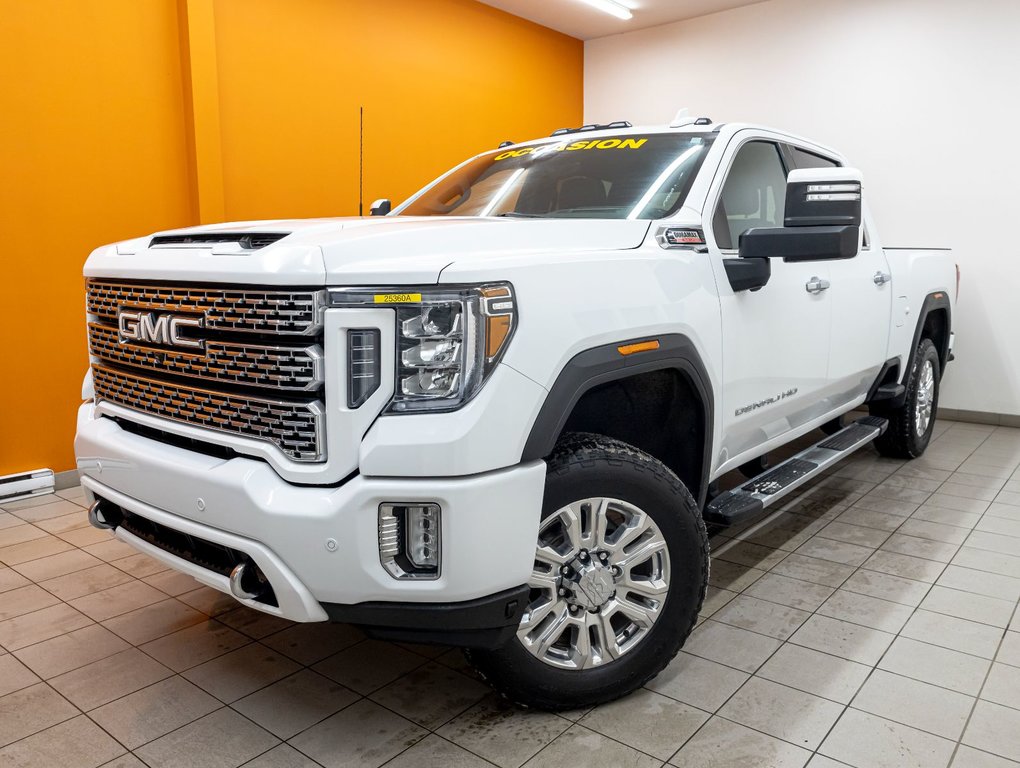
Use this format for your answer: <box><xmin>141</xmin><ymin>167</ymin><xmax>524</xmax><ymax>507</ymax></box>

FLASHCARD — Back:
<box><xmin>784</xmin><ymin>145</ymin><xmax>891</xmax><ymax>403</ymax></box>
<box><xmin>706</xmin><ymin>138</ymin><xmax>833</xmax><ymax>470</ymax></box>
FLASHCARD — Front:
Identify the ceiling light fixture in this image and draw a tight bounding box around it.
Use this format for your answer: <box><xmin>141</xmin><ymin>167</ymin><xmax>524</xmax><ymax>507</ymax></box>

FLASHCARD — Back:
<box><xmin>577</xmin><ymin>0</ymin><xmax>633</xmax><ymax>21</ymax></box>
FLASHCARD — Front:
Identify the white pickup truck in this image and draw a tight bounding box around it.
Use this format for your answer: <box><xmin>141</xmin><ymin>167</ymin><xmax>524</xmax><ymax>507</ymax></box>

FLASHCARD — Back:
<box><xmin>75</xmin><ymin>117</ymin><xmax>956</xmax><ymax>709</ymax></box>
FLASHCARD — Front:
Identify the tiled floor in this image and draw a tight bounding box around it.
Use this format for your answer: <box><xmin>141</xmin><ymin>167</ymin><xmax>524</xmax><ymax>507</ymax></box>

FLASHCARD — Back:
<box><xmin>2</xmin><ymin>419</ymin><xmax>1020</xmax><ymax>767</ymax></box>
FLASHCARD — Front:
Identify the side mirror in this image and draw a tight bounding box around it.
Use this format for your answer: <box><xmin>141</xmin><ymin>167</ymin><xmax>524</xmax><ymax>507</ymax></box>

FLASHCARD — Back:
<box><xmin>370</xmin><ymin>198</ymin><xmax>392</xmax><ymax>216</ymax></box>
<box><xmin>737</xmin><ymin>167</ymin><xmax>863</xmax><ymax>265</ymax></box>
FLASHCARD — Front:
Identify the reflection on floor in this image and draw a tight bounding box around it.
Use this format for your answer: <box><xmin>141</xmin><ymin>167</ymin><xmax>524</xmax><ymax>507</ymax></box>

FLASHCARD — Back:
<box><xmin>1</xmin><ymin>419</ymin><xmax>1020</xmax><ymax>767</ymax></box>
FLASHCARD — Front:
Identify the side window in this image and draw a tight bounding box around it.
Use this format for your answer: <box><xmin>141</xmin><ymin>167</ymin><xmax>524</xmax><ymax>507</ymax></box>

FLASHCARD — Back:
<box><xmin>789</xmin><ymin>147</ymin><xmax>840</xmax><ymax>169</ymax></box>
<box><xmin>713</xmin><ymin>142</ymin><xmax>788</xmax><ymax>251</ymax></box>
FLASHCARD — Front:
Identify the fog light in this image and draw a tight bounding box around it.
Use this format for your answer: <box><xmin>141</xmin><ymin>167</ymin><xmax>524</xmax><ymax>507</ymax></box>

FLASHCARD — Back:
<box><xmin>378</xmin><ymin>503</ymin><xmax>442</xmax><ymax>579</ymax></box>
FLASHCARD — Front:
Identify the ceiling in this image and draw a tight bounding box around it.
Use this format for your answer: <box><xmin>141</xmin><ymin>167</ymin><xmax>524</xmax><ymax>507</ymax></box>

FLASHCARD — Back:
<box><xmin>479</xmin><ymin>0</ymin><xmax>771</xmax><ymax>40</ymax></box>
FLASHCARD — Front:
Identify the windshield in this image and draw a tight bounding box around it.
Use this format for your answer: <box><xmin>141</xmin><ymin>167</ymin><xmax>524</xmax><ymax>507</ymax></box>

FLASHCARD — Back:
<box><xmin>397</xmin><ymin>133</ymin><xmax>714</xmax><ymax>220</ymax></box>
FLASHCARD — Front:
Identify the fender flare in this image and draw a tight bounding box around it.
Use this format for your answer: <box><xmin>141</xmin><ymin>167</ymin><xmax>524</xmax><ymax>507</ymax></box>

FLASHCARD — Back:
<box><xmin>904</xmin><ymin>291</ymin><xmax>952</xmax><ymax>382</ymax></box>
<box><xmin>521</xmin><ymin>334</ymin><xmax>715</xmax><ymax>507</ymax></box>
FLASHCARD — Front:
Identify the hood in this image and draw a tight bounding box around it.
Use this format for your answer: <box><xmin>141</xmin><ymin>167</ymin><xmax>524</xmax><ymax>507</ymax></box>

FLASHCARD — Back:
<box><xmin>84</xmin><ymin>216</ymin><xmax>652</xmax><ymax>286</ymax></box>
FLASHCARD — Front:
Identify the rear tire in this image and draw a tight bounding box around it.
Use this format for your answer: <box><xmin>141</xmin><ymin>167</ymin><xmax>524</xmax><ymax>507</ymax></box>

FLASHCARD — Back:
<box><xmin>465</xmin><ymin>432</ymin><xmax>709</xmax><ymax>711</ymax></box>
<box><xmin>873</xmin><ymin>338</ymin><xmax>940</xmax><ymax>459</ymax></box>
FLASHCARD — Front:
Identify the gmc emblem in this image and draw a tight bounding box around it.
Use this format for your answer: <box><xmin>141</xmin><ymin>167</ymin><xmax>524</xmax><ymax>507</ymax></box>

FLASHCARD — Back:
<box><xmin>118</xmin><ymin>309</ymin><xmax>204</xmax><ymax>350</ymax></box>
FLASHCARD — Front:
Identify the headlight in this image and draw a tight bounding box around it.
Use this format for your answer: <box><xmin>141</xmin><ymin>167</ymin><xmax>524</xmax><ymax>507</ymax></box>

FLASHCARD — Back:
<box><xmin>329</xmin><ymin>283</ymin><xmax>516</xmax><ymax>413</ymax></box>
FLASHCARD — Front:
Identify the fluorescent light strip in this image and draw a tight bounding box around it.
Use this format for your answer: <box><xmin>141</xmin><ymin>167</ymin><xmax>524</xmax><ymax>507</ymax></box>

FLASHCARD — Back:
<box><xmin>577</xmin><ymin>0</ymin><xmax>633</xmax><ymax>20</ymax></box>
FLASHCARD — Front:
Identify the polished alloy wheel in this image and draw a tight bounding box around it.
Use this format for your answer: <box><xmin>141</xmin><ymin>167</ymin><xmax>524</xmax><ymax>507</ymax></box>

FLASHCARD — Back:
<box><xmin>914</xmin><ymin>359</ymin><xmax>935</xmax><ymax>437</ymax></box>
<box><xmin>517</xmin><ymin>497</ymin><xmax>670</xmax><ymax>669</ymax></box>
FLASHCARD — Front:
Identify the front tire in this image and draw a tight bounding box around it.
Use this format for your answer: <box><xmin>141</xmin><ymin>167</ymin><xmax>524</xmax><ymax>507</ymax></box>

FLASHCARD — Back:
<box><xmin>873</xmin><ymin>338</ymin><xmax>941</xmax><ymax>459</ymax></box>
<box><xmin>466</xmin><ymin>433</ymin><xmax>709</xmax><ymax>710</ymax></box>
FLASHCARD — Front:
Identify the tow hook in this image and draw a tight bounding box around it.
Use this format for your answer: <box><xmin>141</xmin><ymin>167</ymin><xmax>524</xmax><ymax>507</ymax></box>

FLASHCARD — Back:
<box><xmin>229</xmin><ymin>561</ymin><xmax>270</xmax><ymax>601</ymax></box>
<box><xmin>88</xmin><ymin>500</ymin><xmax>118</xmax><ymax>530</ymax></box>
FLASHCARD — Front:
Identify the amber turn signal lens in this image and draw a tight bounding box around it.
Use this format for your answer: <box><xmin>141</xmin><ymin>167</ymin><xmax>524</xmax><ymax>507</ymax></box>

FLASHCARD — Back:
<box><xmin>618</xmin><ymin>340</ymin><xmax>660</xmax><ymax>356</ymax></box>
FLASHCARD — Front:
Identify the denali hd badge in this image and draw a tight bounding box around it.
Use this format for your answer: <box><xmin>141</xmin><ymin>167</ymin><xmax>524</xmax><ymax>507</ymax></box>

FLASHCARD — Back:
<box><xmin>118</xmin><ymin>309</ymin><xmax>204</xmax><ymax>350</ymax></box>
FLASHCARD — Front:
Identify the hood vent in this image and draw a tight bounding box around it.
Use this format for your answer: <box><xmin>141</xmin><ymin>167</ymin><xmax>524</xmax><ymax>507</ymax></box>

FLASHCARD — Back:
<box><xmin>149</xmin><ymin>232</ymin><xmax>288</xmax><ymax>250</ymax></box>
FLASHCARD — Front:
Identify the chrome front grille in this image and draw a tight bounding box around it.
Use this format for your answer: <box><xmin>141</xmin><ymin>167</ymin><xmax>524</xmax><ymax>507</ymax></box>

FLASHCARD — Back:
<box><xmin>92</xmin><ymin>365</ymin><xmax>323</xmax><ymax>461</ymax></box>
<box><xmin>87</xmin><ymin>323</ymin><xmax>322</xmax><ymax>392</ymax></box>
<box><xmin>87</xmin><ymin>280</ymin><xmax>324</xmax><ymax>336</ymax></box>
<box><xmin>86</xmin><ymin>279</ymin><xmax>327</xmax><ymax>462</ymax></box>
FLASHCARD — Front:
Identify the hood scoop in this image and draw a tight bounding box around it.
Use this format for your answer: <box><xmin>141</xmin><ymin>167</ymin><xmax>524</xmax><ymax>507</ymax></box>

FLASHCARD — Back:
<box><xmin>149</xmin><ymin>232</ymin><xmax>289</xmax><ymax>250</ymax></box>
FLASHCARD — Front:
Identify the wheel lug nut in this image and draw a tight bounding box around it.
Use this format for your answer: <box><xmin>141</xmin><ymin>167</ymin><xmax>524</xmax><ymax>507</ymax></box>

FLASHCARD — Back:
<box><xmin>558</xmin><ymin>588</ymin><xmax>567</xmax><ymax>596</ymax></box>
<box><xmin>569</xmin><ymin>605</ymin><xmax>579</xmax><ymax>614</ymax></box>
<box><xmin>560</xmin><ymin>565</ymin><xmax>570</xmax><ymax>575</ymax></box>
<box><xmin>579</xmin><ymin>551</ymin><xmax>589</xmax><ymax>561</ymax></box>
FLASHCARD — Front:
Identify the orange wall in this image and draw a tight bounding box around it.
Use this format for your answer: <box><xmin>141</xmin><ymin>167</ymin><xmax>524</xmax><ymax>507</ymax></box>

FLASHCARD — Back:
<box><xmin>0</xmin><ymin>0</ymin><xmax>582</xmax><ymax>476</ymax></box>
<box><xmin>0</xmin><ymin>0</ymin><xmax>194</xmax><ymax>477</ymax></box>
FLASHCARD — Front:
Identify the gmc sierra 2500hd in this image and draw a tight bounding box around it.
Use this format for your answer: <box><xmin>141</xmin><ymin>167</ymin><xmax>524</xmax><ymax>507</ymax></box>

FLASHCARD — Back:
<box><xmin>75</xmin><ymin>117</ymin><xmax>956</xmax><ymax>709</ymax></box>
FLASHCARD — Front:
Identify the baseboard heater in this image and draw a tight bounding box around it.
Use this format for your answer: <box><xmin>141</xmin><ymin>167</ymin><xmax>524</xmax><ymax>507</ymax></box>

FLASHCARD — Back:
<box><xmin>0</xmin><ymin>469</ymin><xmax>55</xmax><ymax>503</ymax></box>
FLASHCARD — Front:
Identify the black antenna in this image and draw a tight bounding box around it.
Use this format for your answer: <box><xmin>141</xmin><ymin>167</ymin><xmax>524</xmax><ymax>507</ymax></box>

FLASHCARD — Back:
<box><xmin>358</xmin><ymin>106</ymin><xmax>364</xmax><ymax>216</ymax></box>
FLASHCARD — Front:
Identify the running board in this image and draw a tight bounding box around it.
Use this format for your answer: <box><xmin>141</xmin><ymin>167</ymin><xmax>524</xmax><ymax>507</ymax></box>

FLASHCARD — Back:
<box><xmin>704</xmin><ymin>416</ymin><xmax>888</xmax><ymax>527</ymax></box>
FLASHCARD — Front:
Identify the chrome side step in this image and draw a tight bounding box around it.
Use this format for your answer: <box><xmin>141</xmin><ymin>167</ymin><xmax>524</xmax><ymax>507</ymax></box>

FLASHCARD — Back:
<box><xmin>704</xmin><ymin>416</ymin><xmax>888</xmax><ymax>527</ymax></box>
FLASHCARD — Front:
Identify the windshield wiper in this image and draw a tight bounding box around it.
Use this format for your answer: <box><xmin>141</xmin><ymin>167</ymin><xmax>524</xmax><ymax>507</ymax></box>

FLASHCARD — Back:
<box><xmin>495</xmin><ymin>212</ymin><xmax>547</xmax><ymax>218</ymax></box>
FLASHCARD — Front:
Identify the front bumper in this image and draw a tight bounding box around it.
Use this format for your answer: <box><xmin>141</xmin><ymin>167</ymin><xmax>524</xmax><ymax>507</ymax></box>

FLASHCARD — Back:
<box><xmin>75</xmin><ymin>403</ymin><xmax>545</xmax><ymax>628</ymax></box>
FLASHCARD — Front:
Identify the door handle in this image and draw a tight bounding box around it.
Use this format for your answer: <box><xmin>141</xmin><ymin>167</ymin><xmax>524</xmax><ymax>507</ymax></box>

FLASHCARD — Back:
<box><xmin>873</xmin><ymin>271</ymin><xmax>892</xmax><ymax>285</ymax></box>
<box><xmin>805</xmin><ymin>277</ymin><xmax>831</xmax><ymax>294</ymax></box>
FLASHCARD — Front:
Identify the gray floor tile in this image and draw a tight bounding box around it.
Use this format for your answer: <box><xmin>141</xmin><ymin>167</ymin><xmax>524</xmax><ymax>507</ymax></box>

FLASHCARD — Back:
<box><xmin>313</xmin><ymin>639</ymin><xmax>427</xmax><ymax>695</ymax></box>
<box><xmin>789</xmin><ymin>614</ymin><xmax>894</xmax><ymax>666</ymax></box>
<box><xmin>881</xmin><ymin>533</ymin><xmax>959</xmax><ymax>563</ymax></box>
<box><xmin>997</xmin><ymin>631</ymin><xmax>1020</xmax><ymax>668</ymax></box>
<box><xmin>0</xmin><ymin>682</ymin><xmax>78</xmax><ymax>747</ymax></box>
<box><xmin>11</xmin><ymin>549</ymin><xmax>102</xmax><ymax>581</ymax></box>
<box><xmin>140</xmin><ymin>620</ymin><xmax>250</xmax><ymax>672</ymax></box>
<box><xmin>88</xmin><ymin>676</ymin><xmax>221</xmax><ymax>749</ymax></box>
<box><xmin>644</xmin><ymin>651</ymin><xmax>749</xmax><ymax>712</ymax></box>
<box><xmin>963</xmin><ymin>700</ymin><xmax>1020</xmax><ymax>762</ymax></box>
<box><xmin>49</xmin><ymin>647</ymin><xmax>173</xmax><ymax>710</ymax></box>
<box><xmin>851</xmin><ymin>669</ymin><xmax>974</xmax><ymax>740</ymax></box>
<box><xmin>937</xmin><ymin>565</ymin><xmax>1020</xmax><ymax>601</ymax></box>
<box><xmin>0</xmin><ymin>584</ymin><xmax>60</xmax><ymax>621</ymax></box>
<box><xmin>742</xmin><ymin>572</ymin><xmax>836</xmax><ymax>611</ymax></box>
<box><xmin>39</xmin><ymin>562</ymin><xmax>135</xmax><ymax>601</ymax></box>
<box><xmin>135</xmin><ymin>707</ymin><xmax>279</xmax><ymax>768</ymax></box>
<box><xmin>260</xmin><ymin>621</ymin><xmax>363</xmax><ymax>665</ymax></box>
<box><xmin>294</xmin><ymin>699</ymin><xmax>430</xmax><ymax>768</ymax></box>
<box><xmin>13</xmin><ymin>624</ymin><xmax>130</xmax><ymax>679</ymax></box>
<box><xmin>920</xmin><ymin>586</ymin><xmax>1015</xmax><ymax>628</ymax></box>
<box><xmin>232</xmin><ymin>669</ymin><xmax>359</xmax><ymax>739</ymax></box>
<box><xmin>182</xmin><ymin>642</ymin><xmax>301</xmax><ymax>703</ymax></box>
<box><xmin>68</xmin><ymin>579</ymin><xmax>167</xmax><ymax>621</ymax></box>
<box><xmin>900</xmin><ymin>610</ymin><xmax>1004</xmax><ymax>659</ymax></box>
<box><xmin>820</xmin><ymin>708</ymin><xmax>955</xmax><ymax>768</ymax></box>
<box><xmin>795</xmin><ymin>536</ymin><xmax>874</xmax><ymax>567</ymax></box>
<box><xmin>834</xmin><ymin>507</ymin><xmax>905</xmax><ymax>533</ymax></box>
<box><xmin>709</xmin><ymin>559</ymin><xmax>766</xmax><ymax>592</ymax></box>
<box><xmin>711</xmin><ymin>594</ymin><xmax>811</xmax><ymax>640</ymax></box>
<box><xmin>818</xmin><ymin>521</ymin><xmax>892</xmax><ymax>548</ymax></box>
<box><xmin>683</xmin><ymin>619</ymin><xmax>783</xmax><ymax>673</ymax></box>
<box><xmin>718</xmin><ymin>676</ymin><xmax>843</xmax><ymax>749</ymax></box>
<box><xmin>102</xmin><ymin>598</ymin><xmax>207</xmax><ymax>645</ymax></box>
<box><xmin>0</xmin><ymin>714</ymin><xmax>125</xmax><ymax>768</ymax></box>
<box><xmin>979</xmin><ymin>662</ymin><xmax>1020</xmax><ymax>711</ymax></box>
<box><xmin>0</xmin><ymin>653</ymin><xmax>40</xmax><ymax>697</ymax></box>
<box><xmin>524</xmin><ymin>724</ymin><xmax>661</xmax><ymax>768</ymax></box>
<box><xmin>771</xmin><ymin>553</ymin><xmax>856</xmax><ymax>588</ymax></box>
<box><xmin>579</xmin><ymin>687</ymin><xmax>708</xmax><ymax>760</ymax></box>
<box><xmin>897</xmin><ymin>518</ymin><xmax>971</xmax><ymax>545</ymax></box>
<box><xmin>817</xmin><ymin>588</ymin><xmax>914</xmax><ymax>633</ymax></box>
<box><xmin>242</xmin><ymin>744</ymin><xmax>321</xmax><ymax>768</ymax></box>
<box><xmin>0</xmin><ymin>566</ymin><xmax>30</xmax><ymax>594</ymax></box>
<box><xmin>863</xmin><ymin>550</ymin><xmax>947</xmax><ymax>582</ymax></box>
<box><xmin>0</xmin><ymin>602</ymin><xmax>92</xmax><ymax>650</ymax></box>
<box><xmin>379</xmin><ymin>734</ymin><xmax>495</xmax><ymax>768</ymax></box>
<box><xmin>951</xmin><ymin>745</ymin><xmax>1020</xmax><ymax>767</ymax></box>
<box><xmin>668</xmin><ymin>715</ymin><xmax>811</xmax><ymax>768</ymax></box>
<box><xmin>757</xmin><ymin>643</ymin><xmax>871</xmax><ymax>704</ymax></box>
<box><xmin>841</xmin><ymin>569</ymin><xmax>931</xmax><ymax>606</ymax></box>
<box><xmin>879</xmin><ymin>636</ymin><xmax>991</xmax><ymax>696</ymax></box>
<box><xmin>369</xmin><ymin>661</ymin><xmax>488</xmax><ymax>730</ymax></box>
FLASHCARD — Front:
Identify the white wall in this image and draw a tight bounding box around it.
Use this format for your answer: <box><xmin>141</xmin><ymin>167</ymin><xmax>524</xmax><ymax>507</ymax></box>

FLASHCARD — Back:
<box><xmin>586</xmin><ymin>0</ymin><xmax>1020</xmax><ymax>416</ymax></box>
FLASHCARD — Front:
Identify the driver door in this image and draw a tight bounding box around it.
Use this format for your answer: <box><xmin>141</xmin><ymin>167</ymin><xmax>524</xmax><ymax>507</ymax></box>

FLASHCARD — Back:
<box><xmin>707</xmin><ymin>139</ymin><xmax>833</xmax><ymax>470</ymax></box>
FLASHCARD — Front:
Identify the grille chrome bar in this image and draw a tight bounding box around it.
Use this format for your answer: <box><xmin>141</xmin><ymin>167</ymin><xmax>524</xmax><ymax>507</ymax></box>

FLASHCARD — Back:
<box><xmin>88</xmin><ymin>323</ymin><xmax>323</xmax><ymax>392</ymax></box>
<box><xmin>92</xmin><ymin>364</ymin><xmax>324</xmax><ymax>462</ymax></box>
<box><xmin>86</xmin><ymin>279</ymin><xmax>326</xmax><ymax>336</ymax></box>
